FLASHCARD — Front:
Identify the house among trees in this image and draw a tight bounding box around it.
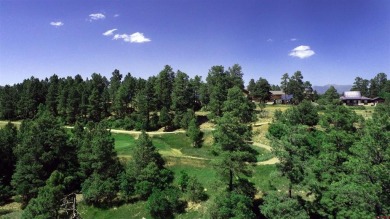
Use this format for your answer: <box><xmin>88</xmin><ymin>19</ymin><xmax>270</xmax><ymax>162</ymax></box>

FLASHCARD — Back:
<box><xmin>340</xmin><ymin>91</ymin><xmax>384</xmax><ymax>106</ymax></box>
<box><xmin>269</xmin><ymin>91</ymin><xmax>293</xmax><ymax>104</ymax></box>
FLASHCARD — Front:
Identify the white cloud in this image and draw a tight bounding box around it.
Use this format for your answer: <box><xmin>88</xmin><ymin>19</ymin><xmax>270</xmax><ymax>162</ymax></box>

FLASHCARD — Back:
<box><xmin>89</xmin><ymin>13</ymin><xmax>105</xmax><ymax>21</ymax></box>
<box><xmin>113</xmin><ymin>32</ymin><xmax>151</xmax><ymax>43</ymax></box>
<box><xmin>267</xmin><ymin>38</ymin><xmax>273</xmax><ymax>42</ymax></box>
<box><xmin>103</xmin><ymin>29</ymin><xmax>117</xmax><ymax>36</ymax></box>
<box><xmin>50</xmin><ymin>21</ymin><xmax>64</xmax><ymax>27</ymax></box>
<box><xmin>290</xmin><ymin>38</ymin><xmax>297</xmax><ymax>41</ymax></box>
<box><xmin>114</xmin><ymin>14</ymin><xmax>120</xmax><ymax>17</ymax></box>
<box><xmin>289</xmin><ymin>45</ymin><xmax>315</xmax><ymax>59</ymax></box>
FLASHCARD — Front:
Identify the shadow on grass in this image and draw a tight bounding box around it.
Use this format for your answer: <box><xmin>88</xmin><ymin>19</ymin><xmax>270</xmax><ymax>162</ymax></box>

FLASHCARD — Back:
<box><xmin>253</xmin><ymin>198</ymin><xmax>267</xmax><ymax>219</ymax></box>
<box><xmin>196</xmin><ymin>115</ymin><xmax>209</xmax><ymax>126</ymax></box>
<box><xmin>0</xmin><ymin>209</ymin><xmax>14</xmax><ymax>216</ymax></box>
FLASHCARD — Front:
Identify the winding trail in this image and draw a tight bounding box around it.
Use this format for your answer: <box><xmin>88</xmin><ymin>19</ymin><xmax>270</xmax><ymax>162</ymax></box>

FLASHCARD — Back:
<box><xmin>110</xmin><ymin>129</ymin><xmax>186</xmax><ymax>135</ymax></box>
<box><xmin>252</xmin><ymin>142</ymin><xmax>280</xmax><ymax>165</ymax></box>
<box><xmin>66</xmin><ymin>125</ymin><xmax>280</xmax><ymax>165</ymax></box>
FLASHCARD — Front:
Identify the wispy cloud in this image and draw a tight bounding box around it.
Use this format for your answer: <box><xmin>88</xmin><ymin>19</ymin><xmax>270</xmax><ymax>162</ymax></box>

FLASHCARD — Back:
<box><xmin>50</xmin><ymin>21</ymin><xmax>64</xmax><ymax>27</ymax></box>
<box><xmin>103</xmin><ymin>29</ymin><xmax>117</xmax><ymax>36</ymax></box>
<box><xmin>114</xmin><ymin>14</ymin><xmax>120</xmax><ymax>18</ymax></box>
<box><xmin>113</xmin><ymin>32</ymin><xmax>151</xmax><ymax>43</ymax></box>
<box><xmin>89</xmin><ymin>13</ymin><xmax>105</xmax><ymax>21</ymax></box>
<box><xmin>289</xmin><ymin>45</ymin><xmax>315</xmax><ymax>59</ymax></box>
<box><xmin>290</xmin><ymin>38</ymin><xmax>297</xmax><ymax>41</ymax></box>
<box><xmin>267</xmin><ymin>38</ymin><xmax>273</xmax><ymax>42</ymax></box>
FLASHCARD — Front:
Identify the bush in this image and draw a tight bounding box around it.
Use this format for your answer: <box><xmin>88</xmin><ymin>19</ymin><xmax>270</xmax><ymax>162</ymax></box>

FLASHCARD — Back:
<box><xmin>147</xmin><ymin>188</ymin><xmax>185</xmax><ymax>219</ymax></box>
<box><xmin>268</xmin><ymin>122</ymin><xmax>288</xmax><ymax>139</ymax></box>
<box><xmin>81</xmin><ymin>173</ymin><xmax>118</xmax><ymax>207</ymax></box>
<box><xmin>187</xmin><ymin>177</ymin><xmax>208</xmax><ymax>202</ymax></box>
<box><xmin>0</xmin><ymin>183</ymin><xmax>13</xmax><ymax>205</ymax></box>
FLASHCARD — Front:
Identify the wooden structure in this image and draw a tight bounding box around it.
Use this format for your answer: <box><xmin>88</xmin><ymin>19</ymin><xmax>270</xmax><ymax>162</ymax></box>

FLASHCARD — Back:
<box><xmin>60</xmin><ymin>193</ymin><xmax>81</xmax><ymax>219</ymax></box>
<box><xmin>269</xmin><ymin>91</ymin><xmax>293</xmax><ymax>104</ymax></box>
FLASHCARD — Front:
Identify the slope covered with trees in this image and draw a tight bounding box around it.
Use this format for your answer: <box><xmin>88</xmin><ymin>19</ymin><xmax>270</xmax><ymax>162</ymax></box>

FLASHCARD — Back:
<box><xmin>0</xmin><ymin>65</ymin><xmax>389</xmax><ymax>218</ymax></box>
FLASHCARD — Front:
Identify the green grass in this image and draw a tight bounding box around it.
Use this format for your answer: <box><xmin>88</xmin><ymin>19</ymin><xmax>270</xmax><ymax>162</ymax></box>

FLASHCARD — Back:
<box><xmin>170</xmin><ymin>163</ymin><xmax>217</xmax><ymax>190</ymax></box>
<box><xmin>78</xmin><ymin>201</ymin><xmax>150</xmax><ymax>219</ymax></box>
<box><xmin>251</xmin><ymin>146</ymin><xmax>273</xmax><ymax>162</ymax></box>
<box><xmin>113</xmin><ymin>132</ymin><xmax>213</xmax><ymax>160</ymax></box>
<box><xmin>0</xmin><ymin>121</ymin><xmax>21</xmax><ymax>129</ymax></box>
<box><xmin>154</xmin><ymin>133</ymin><xmax>213</xmax><ymax>159</ymax></box>
<box><xmin>112</xmin><ymin>133</ymin><xmax>137</xmax><ymax>156</ymax></box>
<box><xmin>251</xmin><ymin>165</ymin><xmax>288</xmax><ymax>194</ymax></box>
<box><xmin>0</xmin><ymin>111</ymin><xmax>281</xmax><ymax>219</ymax></box>
<box><xmin>0</xmin><ymin>210</ymin><xmax>23</xmax><ymax>219</ymax></box>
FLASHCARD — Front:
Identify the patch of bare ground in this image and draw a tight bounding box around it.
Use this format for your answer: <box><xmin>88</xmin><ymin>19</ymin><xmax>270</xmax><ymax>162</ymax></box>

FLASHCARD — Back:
<box><xmin>257</xmin><ymin>157</ymin><xmax>279</xmax><ymax>165</ymax></box>
<box><xmin>0</xmin><ymin>200</ymin><xmax>22</xmax><ymax>218</ymax></box>
<box><xmin>252</xmin><ymin>123</ymin><xmax>271</xmax><ymax>145</ymax></box>
<box><xmin>165</xmin><ymin>157</ymin><xmax>210</xmax><ymax>167</ymax></box>
<box><xmin>186</xmin><ymin>201</ymin><xmax>202</xmax><ymax>211</ymax></box>
<box><xmin>199</xmin><ymin>121</ymin><xmax>215</xmax><ymax>131</ymax></box>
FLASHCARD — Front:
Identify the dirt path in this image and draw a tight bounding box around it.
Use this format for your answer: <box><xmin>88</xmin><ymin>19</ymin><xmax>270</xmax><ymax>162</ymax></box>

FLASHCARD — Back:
<box><xmin>252</xmin><ymin>142</ymin><xmax>280</xmax><ymax>165</ymax></box>
<box><xmin>252</xmin><ymin>142</ymin><xmax>272</xmax><ymax>151</ymax></box>
<box><xmin>64</xmin><ymin>125</ymin><xmax>280</xmax><ymax>165</ymax></box>
<box><xmin>253</xmin><ymin>122</ymin><xmax>271</xmax><ymax>126</ymax></box>
<box><xmin>110</xmin><ymin>129</ymin><xmax>186</xmax><ymax>135</ymax></box>
<box><xmin>64</xmin><ymin>126</ymin><xmax>186</xmax><ymax>136</ymax></box>
<box><xmin>256</xmin><ymin>157</ymin><xmax>279</xmax><ymax>165</ymax></box>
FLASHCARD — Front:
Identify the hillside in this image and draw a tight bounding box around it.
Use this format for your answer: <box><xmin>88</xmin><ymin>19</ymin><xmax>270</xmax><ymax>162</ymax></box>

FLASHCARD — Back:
<box><xmin>313</xmin><ymin>84</ymin><xmax>352</xmax><ymax>94</ymax></box>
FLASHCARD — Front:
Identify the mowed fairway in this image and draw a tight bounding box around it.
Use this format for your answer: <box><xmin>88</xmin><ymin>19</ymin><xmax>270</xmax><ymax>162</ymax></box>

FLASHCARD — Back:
<box><xmin>83</xmin><ymin>131</ymin><xmax>286</xmax><ymax>219</ymax></box>
<box><xmin>113</xmin><ymin>132</ymin><xmax>213</xmax><ymax>160</ymax></box>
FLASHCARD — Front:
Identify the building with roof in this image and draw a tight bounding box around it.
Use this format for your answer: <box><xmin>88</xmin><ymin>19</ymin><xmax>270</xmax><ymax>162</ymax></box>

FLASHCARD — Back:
<box><xmin>270</xmin><ymin>91</ymin><xmax>293</xmax><ymax>104</ymax></box>
<box><xmin>340</xmin><ymin>91</ymin><xmax>371</xmax><ymax>105</ymax></box>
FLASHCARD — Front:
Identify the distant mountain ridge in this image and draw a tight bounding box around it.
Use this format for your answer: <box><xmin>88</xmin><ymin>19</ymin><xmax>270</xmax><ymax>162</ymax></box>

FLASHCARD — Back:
<box><xmin>313</xmin><ymin>84</ymin><xmax>352</xmax><ymax>94</ymax></box>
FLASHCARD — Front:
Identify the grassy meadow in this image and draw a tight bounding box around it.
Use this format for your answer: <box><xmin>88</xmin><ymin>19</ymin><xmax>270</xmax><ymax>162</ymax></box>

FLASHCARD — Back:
<box><xmin>77</xmin><ymin>126</ymin><xmax>284</xmax><ymax>218</ymax></box>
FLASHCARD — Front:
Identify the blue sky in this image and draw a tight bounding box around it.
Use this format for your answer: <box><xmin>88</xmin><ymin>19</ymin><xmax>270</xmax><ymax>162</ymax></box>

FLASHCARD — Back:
<box><xmin>1</xmin><ymin>0</ymin><xmax>389</xmax><ymax>86</ymax></box>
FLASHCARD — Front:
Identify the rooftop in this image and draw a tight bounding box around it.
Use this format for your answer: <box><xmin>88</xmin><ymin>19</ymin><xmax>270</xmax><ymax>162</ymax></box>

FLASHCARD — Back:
<box><xmin>270</xmin><ymin>91</ymin><xmax>285</xmax><ymax>95</ymax></box>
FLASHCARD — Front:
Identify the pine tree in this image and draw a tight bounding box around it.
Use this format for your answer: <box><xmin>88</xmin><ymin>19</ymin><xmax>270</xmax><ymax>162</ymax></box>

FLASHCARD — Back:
<box><xmin>159</xmin><ymin>106</ymin><xmax>172</xmax><ymax>131</ymax></box>
<box><xmin>213</xmin><ymin>112</ymin><xmax>256</xmax><ymax>191</ymax></box>
<box><xmin>280</xmin><ymin>73</ymin><xmax>290</xmax><ymax>92</ymax></box>
<box><xmin>155</xmin><ymin>65</ymin><xmax>175</xmax><ymax>110</ymax></box>
<box><xmin>252</xmin><ymin>77</ymin><xmax>271</xmax><ymax>103</ymax></box>
<box><xmin>206</xmin><ymin>65</ymin><xmax>230</xmax><ymax>119</ymax></box>
<box><xmin>120</xmin><ymin>132</ymin><xmax>173</xmax><ymax>200</ymax></box>
<box><xmin>135</xmin><ymin>77</ymin><xmax>157</xmax><ymax>130</ymax></box>
<box><xmin>189</xmin><ymin>75</ymin><xmax>202</xmax><ymax>110</ymax></box>
<box><xmin>171</xmin><ymin>70</ymin><xmax>192</xmax><ymax>127</ymax></box>
<box><xmin>45</xmin><ymin>74</ymin><xmax>60</xmax><ymax>117</ymax></box>
<box><xmin>12</xmin><ymin>111</ymin><xmax>69</xmax><ymax>206</ymax></box>
<box><xmin>187</xmin><ymin>118</ymin><xmax>202</xmax><ymax>147</ymax></box>
<box><xmin>79</xmin><ymin>123</ymin><xmax>122</xmax><ymax>205</ymax></box>
<box><xmin>323</xmin><ymin>85</ymin><xmax>340</xmax><ymax>103</ymax></box>
<box><xmin>227</xmin><ymin>64</ymin><xmax>245</xmax><ymax>89</ymax></box>
<box><xmin>109</xmin><ymin>69</ymin><xmax>122</xmax><ymax>102</ymax></box>
<box><xmin>288</xmin><ymin>71</ymin><xmax>305</xmax><ymax>103</ymax></box>
<box><xmin>87</xmin><ymin>73</ymin><xmax>109</xmax><ymax>122</ymax></box>
<box><xmin>0</xmin><ymin>122</ymin><xmax>18</xmax><ymax>204</ymax></box>
<box><xmin>22</xmin><ymin>171</ymin><xmax>65</xmax><ymax>219</ymax></box>
<box><xmin>222</xmin><ymin>86</ymin><xmax>255</xmax><ymax>123</ymax></box>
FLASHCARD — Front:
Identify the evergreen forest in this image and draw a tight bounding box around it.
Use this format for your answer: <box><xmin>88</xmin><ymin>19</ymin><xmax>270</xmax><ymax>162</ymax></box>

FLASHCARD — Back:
<box><xmin>0</xmin><ymin>65</ymin><xmax>389</xmax><ymax>218</ymax></box>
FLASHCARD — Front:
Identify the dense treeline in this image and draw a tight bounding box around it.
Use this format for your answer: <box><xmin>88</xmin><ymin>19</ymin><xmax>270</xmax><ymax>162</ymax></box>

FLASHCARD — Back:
<box><xmin>0</xmin><ymin>65</ymin><xmax>252</xmax><ymax>128</ymax></box>
<box><xmin>351</xmin><ymin>73</ymin><xmax>390</xmax><ymax>98</ymax></box>
<box><xmin>0</xmin><ymin>65</ymin><xmax>319</xmax><ymax>128</ymax></box>
<box><xmin>2</xmin><ymin>64</ymin><xmax>388</xmax><ymax>125</ymax></box>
